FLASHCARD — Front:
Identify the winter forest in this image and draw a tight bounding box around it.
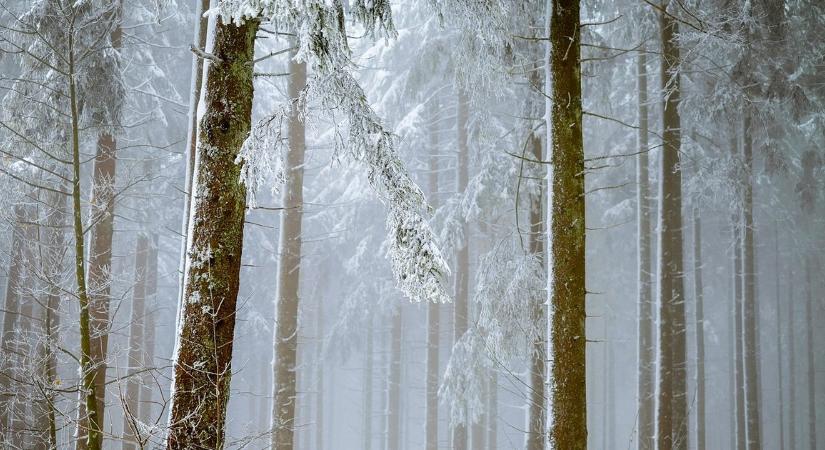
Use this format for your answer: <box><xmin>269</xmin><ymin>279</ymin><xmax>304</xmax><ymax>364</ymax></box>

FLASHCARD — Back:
<box><xmin>0</xmin><ymin>0</ymin><xmax>823</xmax><ymax>449</ymax></box>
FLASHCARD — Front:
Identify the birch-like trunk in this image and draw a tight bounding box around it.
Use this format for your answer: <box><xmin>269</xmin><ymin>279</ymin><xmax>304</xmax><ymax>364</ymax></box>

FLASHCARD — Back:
<box><xmin>121</xmin><ymin>234</ymin><xmax>150</xmax><ymax>450</ymax></box>
<box><xmin>656</xmin><ymin>3</ymin><xmax>687</xmax><ymax>447</ymax></box>
<box><xmin>548</xmin><ymin>0</ymin><xmax>587</xmax><ymax>447</ymax></box>
<box><xmin>270</xmin><ymin>47</ymin><xmax>307</xmax><ymax>450</ymax></box>
<box><xmin>166</xmin><ymin>16</ymin><xmax>258</xmax><ymax>449</ymax></box>
<box><xmin>636</xmin><ymin>46</ymin><xmax>655</xmax><ymax>450</ymax></box>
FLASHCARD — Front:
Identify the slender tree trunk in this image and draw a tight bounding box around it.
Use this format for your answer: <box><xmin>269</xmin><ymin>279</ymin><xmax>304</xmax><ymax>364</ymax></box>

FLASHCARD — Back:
<box><xmin>138</xmin><ymin>236</ymin><xmax>157</xmax><ymax>426</ymax></box>
<box><xmin>488</xmin><ymin>371</ymin><xmax>497</xmax><ymax>450</ymax></box>
<box><xmin>166</xmin><ymin>16</ymin><xmax>259</xmax><ymax>449</ymax></box>
<box><xmin>548</xmin><ymin>0</ymin><xmax>586</xmax><ymax>447</ymax></box>
<box><xmin>425</xmin><ymin>105</ymin><xmax>440</xmax><ymax>450</ymax></box>
<box><xmin>80</xmin><ymin>18</ymin><xmax>123</xmax><ymax>447</ymax></box>
<box><xmin>364</xmin><ymin>320</ymin><xmax>374</xmax><ymax>450</ymax></box>
<box><xmin>804</xmin><ymin>256</ymin><xmax>816</xmax><ymax>450</ymax></box>
<box><xmin>315</xmin><ymin>303</ymin><xmax>324</xmax><ymax>450</ymax></box>
<box><xmin>741</xmin><ymin>112</ymin><xmax>761</xmax><ymax>450</ymax></box>
<box><xmin>788</xmin><ymin>269</ymin><xmax>796</xmax><ymax>450</ymax></box>
<box><xmin>775</xmin><ymin>224</ymin><xmax>784</xmax><ymax>450</ymax></box>
<box><xmin>270</xmin><ymin>47</ymin><xmax>307</xmax><ymax>450</ymax></box>
<box><xmin>656</xmin><ymin>3</ymin><xmax>688</xmax><ymax>448</ymax></box>
<box><xmin>452</xmin><ymin>88</ymin><xmax>470</xmax><ymax>450</ymax></box>
<box><xmin>731</xmin><ymin>133</ymin><xmax>746</xmax><ymax>450</ymax></box>
<box><xmin>692</xmin><ymin>207</ymin><xmax>706</xmax><ymax>450</ymax></box>
<box><xmin>387</xmin><ymin>309</ymin><xmax>402</xmax><ymax>450</ymax></box>
<box><xmin>527</xmin><ymin>122</ymin><xmax>546</xmax><ymax>450</ymax></box>
<box><xmin>636</xmin><ymin>46</ymin><xmax>655</xmax><ymax>450</ymax></box>
<box><xmin>122</xmin><ymin>234</ymin><xmax>150</xmax><ymax>450</ymax></box>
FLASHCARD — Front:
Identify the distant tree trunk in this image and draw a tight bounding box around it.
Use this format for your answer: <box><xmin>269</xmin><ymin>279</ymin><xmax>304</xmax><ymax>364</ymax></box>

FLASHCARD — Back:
<box><xmin>166</xmin><ymin>16</ymin><xmax>259</xmax><ymax>449</ymax></box>
<box><xmin>315</xmin><ymin>303</ymin><xmax>324</xmax><ymax>450</ymax></box>
<box><xmin>387</xmin><ymin>309</ymin><xmax>402</xmax><ymax>450</ymax></box>
<box><xmin>487</xmin><ymin>372</ymin><xmax>498</xmax><ymax>450</ymax></box>
<box><xmin>122</xmin><ymin>234</ymin><xmax>150</xmax><ymax>450</ymax></box>
<box><xmin>656</xmin><ymin>3</ymin><xmax>687</xmax><ymax>448</ymax></box>
<box><xmin>526</xmin><ymin>114</ymin><xmax>546</xmax><ymax>450</ymax></box>
<box><xmin>138</xmin><ymin>236</ymin><xmax>157</xmax><ymax>426</ymax></box>
<box><xmin>774</xmin><ymin>224</ymin><xmax>784</xmax><ymax>450</ymax></box>
<box><xmin>270</xmin><ymin>47</ymin><xmax>307</xmax><ymax>450</ymax></box>
<box><xmin>178</xmin><ymin>0</ymin><xmax>211</xmax><ymax>306</ymax></box>
<box><xmin>547</xmin><ymin>0</ymin><xmax>586</xmax><ymax>447</ymax></box>
<box><xmin>80</xmin><ymin>18</ymin><xmax>123</xmax><ymax>448</ymax></box>
<box><xmin>452</xmin><ymin>88</ymin><xmax>470</xmax><ymax>450</ymax></box>
<box><xmin>804</xmin><ymin>256</ymin><xmax>816</xmax><ymax>450</ymax></box>
<box><xmin>364</xmin><ymin>319</ymin><xmax>374</xmax><ymax>450</ymax></box>
<box><xmin>636</xmin><ymin>46</ymin><xmax>655</xmax><ymax>450</ymax></box>
<box><xmin>788</xmin><ymin>269</ymin><xmax>796</xmax><ymax>450</ymax></box>
<box><xmin>425</xmin><ymin>105</ymin><xmax>440</xmax><ymax>450</ymax></box>
<box><xmin>692</xmin><ymin>207</ymin><xmax>706</xmax><ymax>450</ymax></box>
<box><xmin>741</xmin><ymin>112</ymin><xmax>761</xmax><ymax>450</ymax></box>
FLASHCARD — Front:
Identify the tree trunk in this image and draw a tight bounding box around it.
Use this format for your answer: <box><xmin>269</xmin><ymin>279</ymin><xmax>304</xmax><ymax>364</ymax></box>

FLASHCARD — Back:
<box><xmin>732</xmin><ymin>136</ymin><xmax>746</xmax><ymax>450</ymax></box>
<box><xmin>804</xmin><ymin>256</ymin><xmax>816</xmax><ymax>450</ymax></box>
<box><xmin>452</xmin><ymin>88</ymin><xmax>470</xmax><ymax>450</ymax></box>
<box><xmin>656</xmin><ymin>3</ymin><xmax>687</xmax><ymax>448</ymax></box>
<box><xmin>270</xmin><ymin>47</ymin><xmax>307</xmax><ymax>450</ymax></box>
<box><xmin>315</xmin><ymin>303</ymin><xmax>324</xmax><ymax>450</ymax></box>
<box><xmin>166</xmin><ymin>16</ymin><xmax>258</xmax><ymax>449</ymax></box>
<box><xmin>364</xmin><ymin>319</ymin><xmax>374</xmax><ymax>450</ymax></box>
<box><xmin>692</xmin><ymin>207</ymin><xmax>706</xmax><ymax>450</ymax></box>
<box><xmin>527</xmin><ymin>123</ymin><xmax>546</xmax><ymax>450</ymax></box>
<box><xmin>425</xmin><ymin>104</ymin><xmax>440</xmax><ymax>450</ymax></box>
<box><xmin>387</xmin><ymin>309</ymin><xmax>402</xmax><ymax>450</ymax></box>
<box><xmin>122</xmin><ymin>234</ymin><xmax>150</xmax><ymax>450</ymax></box>
<box><xmin>636</xmin><ymin>46</ymin><xmax>655</xmax><ymax>450</ymax></box>
<box><xmin>774</xmin><ymin>224</ymin><xmax>784</xmax><ymax>450</ymax></box>
<box><xmin>741</xmin><ymin>112</ymin><xmax>761</xmax><ymax>450</ymax></box>
<box><xmin>138</xmin><ymin>236</ymin><xmax>157</xmax><ymax>426</ymax></box>
<box><xmin>487</xmin><ymin>372</ymin><xmax>497</xmax><ymax>450</ymax></box>
<box><xmin>548</xmin><ymin>0</ymin><xmax>586</xmax><ymax>447</ymax></box>
<box><xmin>788</xmin><ymin>269</ymin><xmax>796</xmax><ymax>450</ymax></box>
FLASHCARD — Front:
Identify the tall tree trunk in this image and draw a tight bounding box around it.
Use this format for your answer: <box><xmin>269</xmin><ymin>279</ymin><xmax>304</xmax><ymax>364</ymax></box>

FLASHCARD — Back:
<box><xmin>692</xmin><ymin>207</ymin><xmax>706</xmax><ymax>450</ymax></box>
<box><xmin>487</xmin><ymin>372</ymin><xmax>497</xmax><ymax>450</ymax></box>
<box><xmin>774</xmin><ymin>224</ymin><xmax>784</xmax><ymax>450</ymax></box>
<box><xmin>452</xmin><ymin>88</ymin><xmax>470</xmax><ymax>450</ymax></box>
<box><xmin>804</xmin><ymin>256</ymin><xmax>816</xmax><ymax>450</ymax></box>
<box><xmin>166</xmin><ymin>16</ymin><xmax>259</xmax><ymax>449</ymax></box>
<box><xmin>178</xmin><ymin>0</ymin><xmax>211</xmax><ymax>306</ymax></box>
<box><xmin>636</xmin><ymin>46</ymin><xmax>655</xmax><ymax>450</ymax></box>
<box><xmin>80</xmin><ymin>18</ymin><xmax>123</xmax><ymax>448</ymax></box>
<box><xmin>270</xmin><ymin>47</ymin><xmax>307</xmax><ymax>450</ymax></box>
<box><xmin>548</xmin><ymin>0</ymin><xmax>586</xmax><ymax>447</ymax></box>
<box><xmin>315</xmin><ymin>303</ymin><xmax>324</xmax><ymax>450</ymax></box>
<box><xmin>526</xmin><ymin>120</ymin><xmax>546</xmax><ymax>450</ymax></box>
<box><xmin>656</xmin><ymin>3</ymin><xmax>688</xmax><ymax>448</ymax></box>
<box><xmin>364</xmin><ymin>319</ymin><xmax>374</xmax><ymax>450</ymax></box>
<box><xmin>387</xmin><ymin>309</ymin><xmax>402</xmax><ymax>450</ymax></box>
<box><xmin>731</xmin><ymin>134</ymin><xmax>746</xmax><ymax>450</ymax></box>
<box><xmin>425</xmin><ymin>105</ymin><xmax>440</xmax><ymax>450</ymax></box>
<box><xmin>788</xmin><ymin>269</ymin><xmax>796</xmax><ymax>450</ymax></box>
<box><xmin>122</xmin><ymin>234</ymin><xmax>150</xmax><ymax>450</ymax></box>
<box><xmin>741</xmin><ymin>112</ymin><xmax>761</xmax><ymax>450</ymax></box>
<box><xmin>138</xmin><ymin>236</ymin><xmax>157</xmax><ymax>426</ymax></box>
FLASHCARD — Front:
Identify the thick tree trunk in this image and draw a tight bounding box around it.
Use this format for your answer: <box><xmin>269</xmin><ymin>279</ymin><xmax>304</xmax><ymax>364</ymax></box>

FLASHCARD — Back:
<box><xmin>270</xmin><ymin>47</ymin><xmax>307</xmax><ymax>450</ymax></box>
<box><xmin>656</xmin><ymin>3</ymin><xmax>687</xmax><ymax>448</ymax></box>
<box><xmin>452</xmin><ymin>88</ymin><xmax>470</xmax><ymax>450</ymax></box>
<box><xmin>166</xmin><ymin>16</ymin><xmax>258</xmax><ymax>449</ymax></box>
<box><xmin>741</xmin><ymin>113</ymin><xmax>761</xmax><ymax>450</ymax></box>
<box><xmin>425</xmin><ymin>106</ymin><xmax>440</xmax><ymax>450</ymax></box>
<box><xmin>692</xmin><ymin>207</ymin><xmax>706</xmax><ymax>450</ymax></box>
<box><xmin>122</xmin><ymin>234</ymin><xmax>150</xmax><ymax>450</ymax></box>
<box><xmin>138</xmin><ymin>236</ymin><xmax>157</xmax><ymax>426</ymax></box>
<box><xmin>387</xmin><ymin>309</ymin><xmax>402</xmax><ymax>450</ymax></box>
<box><xmin>527</xmin><ymin>127</ymin><xmax>546</xmax><ymax>450</ymax></box>
<box><xmin>548</xmin><ymin>0</ymin><xmax>586</xmax><ymax>447</ymax></box>
<box><xmin>804</xmin><ymin>256</ymin><xmax>816</xmax><ymax>450</ymax></box>
<box><xmin>636</xmin><ymin>47</ymin><xmax>655</xmax><ymax>450</ymax></box>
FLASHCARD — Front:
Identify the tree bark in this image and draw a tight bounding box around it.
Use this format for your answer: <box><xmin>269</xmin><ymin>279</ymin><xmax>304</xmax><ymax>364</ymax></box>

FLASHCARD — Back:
<box><xmin>741</xmin><ymin>112</ymin><xmax>761</xmax><ymax>450</ymax></box>
<box><xmin>774</xmin><ymin>223</ymin><xmax>784</xmax><ymax>450</ymax></box>
<box><xmin>452</xmin><ymin>88</ymin><xmax>470</xmax><ymax>450</ymax></box>
<box><xmin>166</xmin><ymin>16</ymin><xmax>258</xmax><ymax>449</ymax></box>
<box><xmin>270</xmin><ymin>47</ymin><xmax>307</xmax><ymax>450</ymax></box>
<box><xmin>548</xmin><ymin>0</ymin><xmax>587</xmax><ymax>447</ymax></box>
<box><xmin>636</xmin><ymin>46</ymin><xmax>655</xmax><ymax>450</ymax></box>
<box><xmin>387</xmin><ymin>309</ymin><xmax>402</xmax><ymax>450</ymax></box>
<box><xmin>122</xmin><ymin>234</ymin><xmax>150</xmax><ymax>450</ymax></box>
<box><xmin>656</xmin><ymin>3</ymin><xmax>687</xmax><ymax>448</ymax></box>
<box><xmin>804</xmin><ymin>256</ymin><xmax>816</xmax><ymax>450</ymax></box>
<box><xmin>788</xmin><ymin>268</ymin><xmax>796</xmax><ymax>450</ymax></box>
<box><xmin>527</xmin><ymin>130</ymin><xmax>546</xmax><ymax>450</ymax></box>
<box><xmin>692</xmin><ymin>207</ymin><xmax>706</xmax><ymax>450</ymax></box>
<box><xmin>732</xmin><ymin>135</ymin><xmax>746</xmax><ymax>450</ymax></box>
<box><xmin>425</xmin><ymin>104</ymin><xmax>440</xmax><ymax>450</ymax></box>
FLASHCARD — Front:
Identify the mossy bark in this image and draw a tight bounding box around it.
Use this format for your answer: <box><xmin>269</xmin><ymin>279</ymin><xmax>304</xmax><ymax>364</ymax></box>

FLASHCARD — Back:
<box><xmin>548</xmin><ymin>0</ymin><xmax>587</xmax><ymax>448</ymax></box>
<box><xmin>166</xmin><ymin>16</ymin><xmax>258</xmax><ymax>450</ymax></box>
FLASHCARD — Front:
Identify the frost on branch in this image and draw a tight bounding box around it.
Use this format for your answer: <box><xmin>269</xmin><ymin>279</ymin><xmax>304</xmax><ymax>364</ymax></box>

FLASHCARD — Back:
<box><xmin>438</xmin><ymin>328</ymin><xmax>486</xmax><ymax>427</ymax></box>
<box><xmin>237</xmin><ymin>109</ymin><xmax>288</xmax><ymax>207</ymax></box>
<box><xmin>220</xmin><ymin>0</ymin><xmax>449</xmax><ymax>303</ymax></box>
